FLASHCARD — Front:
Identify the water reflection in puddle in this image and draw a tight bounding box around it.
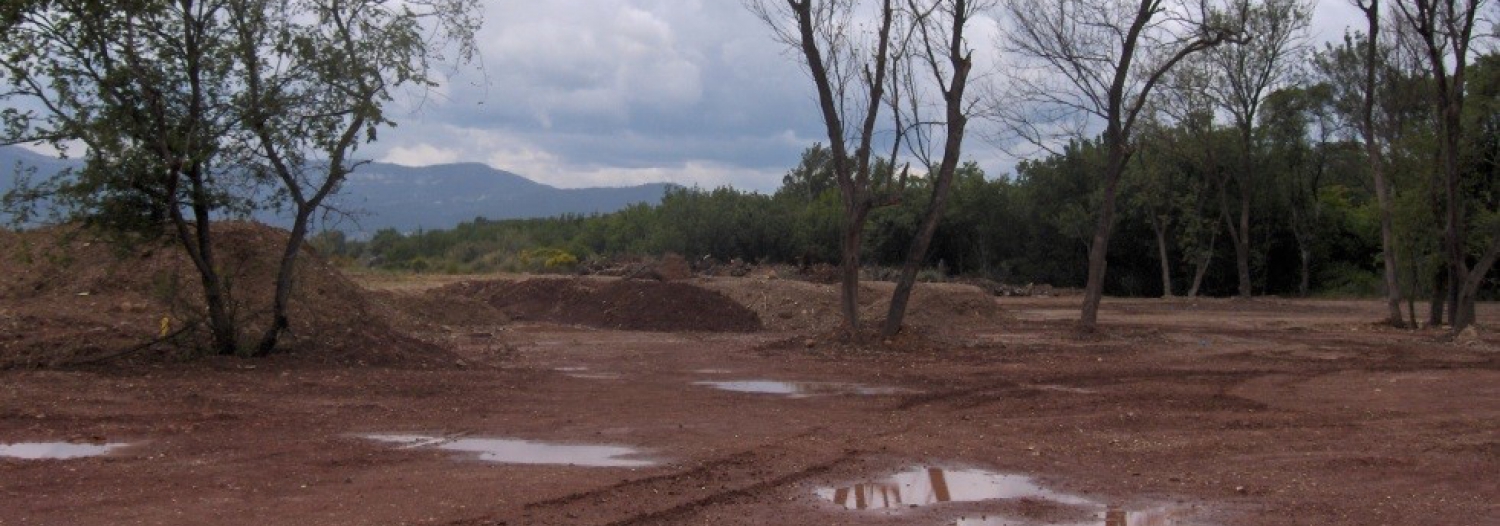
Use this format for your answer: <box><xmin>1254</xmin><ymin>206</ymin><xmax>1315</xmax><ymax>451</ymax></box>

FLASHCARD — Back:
<box><xmin>1027</xmin><ymin>384</ymin><xmax>1098</xmax><ymax>395</ymax></box>
<box><xmin>956</xmin><ymin>505</ymin><xmax>1193</xmax><ymax>525</ymax></box>
<box><xmin>820</xmin><ymin>467</ymin><xmax>1196</xmax><ymax>525</ymax></box>
<box><xmin>817</xmin><ymin>467</ymin><xmax>1094</xmax><ymax>510</ymax></box>
<box><xmin>567</xmin><ymin>373</ymin><xmax>623</xmax><ymax>380</ymax></box>
<box><xmin>0</xmin><ymin>442</ymin><xmax>132</xmax><ymax>459</ymax></box>
<box><xmin>360</xmin><ymin>434</ymin><xmax>655</xmax><ymax>467</ymax></box>
<box><xmin>695</xmin><ymin>380</ymin><xmax>910</xmax><ymax>397</ymax></box>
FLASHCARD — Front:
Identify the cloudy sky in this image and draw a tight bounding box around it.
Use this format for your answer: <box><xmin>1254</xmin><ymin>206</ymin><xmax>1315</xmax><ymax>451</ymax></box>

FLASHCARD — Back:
<box><xmin>359</xmin><ymin>1</ymin><xmax>1367</xmax><ymax>192</ymax></box>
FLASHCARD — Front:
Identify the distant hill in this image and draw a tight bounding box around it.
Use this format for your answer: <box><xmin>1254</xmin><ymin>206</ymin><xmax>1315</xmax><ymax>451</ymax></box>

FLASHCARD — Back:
<box><xmin>0</xmin><ymin>146</ymin><xmax>673</xmax><ymax>233</ymax></box>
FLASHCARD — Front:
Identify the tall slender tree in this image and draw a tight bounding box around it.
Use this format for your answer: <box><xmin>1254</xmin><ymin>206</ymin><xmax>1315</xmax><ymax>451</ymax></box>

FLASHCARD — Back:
<box><xmin>995</xmin><ymin>0</ymin><xmax>1237</xmax><ymax>329</ymax></box>
<box><xmin>1200</xmin><ymin>0</ymin><xmax>1311</xmax><ymax>298</ymax></box>
<box><xmin>749</xmin><ymin>0</ymin><xmax>984</xmax><ymax>340</ymax></box>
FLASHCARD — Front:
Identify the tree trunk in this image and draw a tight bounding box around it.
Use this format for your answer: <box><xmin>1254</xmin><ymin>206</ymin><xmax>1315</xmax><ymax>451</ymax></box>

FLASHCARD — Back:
<box><xmin>1152</xmin><ymin>217</ymin><xmax>1173</xmax><ymax>297</ymax></box>
<box><xmin>1372</xmin><ymin>165</ymin><xmax>1404</xmax><ymax>325</ymax></box>
<box><xmin>1188</xmin><ymin>237</ymin><xmax>1213</xmax><ymax>299</ymax></box>
<box><xmin>1443</xmin><ymin>143</ymin><xmax>1465</xmax><ymax>331</ymax></box>
<box><xmin>1235</xmin><ymin>183</ymin><xmax>1252</xmax><ymax>298</ymax></box>
<box><xmin>170</xmin><ymin>164</ymin><xmax>237</xmax><ymax>356</ymax></box>
<box><xmin>1429</xmin><ymin>267</ymin><xmax>1447</xmax><ymax>327</ymax></box>
<box><xmin>1356</xmin><ymin>0</ymin><xmax>1404</xmax><ymax>326</ymax></box>
<box><xmin>839</xmin><ymin>204</ymin><xmax>868</xmax><ymax>340</ymax></box>
<box><xmin>1289</xmin><ymin>207</ymin><xmax>1310</xmax><ymax>297</ymax></box>
<box><xmin>1455</xmin><ymin>228</ymin><xmax>1500</xmax><ymax>329</ymax></box>
<box><xmin>1298</xmin><ymin>247</ymin><xmax>1311</xmax><ymax>297</ymax></box>
<box><xmin>256</xmin><ymin>210</ymin><xmax>312</xmax><ymax>354</ymax></box>
<box><xmin>884</xmin><ymin>178</ymin><xmax>955</xmax><ymax>338</ymax></box>
<box><xmin>1408</xmin><ymin>248</ymin><xmax>1419</xmax><ymax>328</ymax></box>
<box><xmin>1080</xmin><ymin>148</ymin><xmax>1126</xmax><ymax>329</ymax></box>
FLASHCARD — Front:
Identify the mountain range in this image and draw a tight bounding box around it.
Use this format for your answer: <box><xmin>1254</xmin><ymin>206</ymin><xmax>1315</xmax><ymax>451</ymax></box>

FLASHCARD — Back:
<box><xmin>0</xmin><ymin>146</ymin><xmax>673</xmax><ymax>234</ymax></box>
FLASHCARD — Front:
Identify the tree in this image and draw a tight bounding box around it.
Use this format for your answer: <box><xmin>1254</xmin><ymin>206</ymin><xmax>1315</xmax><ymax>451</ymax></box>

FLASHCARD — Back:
<box><xmin>233</xmin><ymin>0</ymin><xmax>479</xmax><ymax>353</ymax></box>
<box><xmin>1356</xmin><ymin>0</ymin><xmax>1408</xmax><ymax>323</ymax></box>
<box><xmin>1261</xmin><ymin>84</ymin><xmax>1336</xmax><ymax>297</ymax></box>
<box><xmin>1199</xmin><ymin>0</ymin><xmax>1311</xmax><ymax>298</ymax></box>
<box><xmin>996</xmin><ymin>0</ymin><xmax>1238</xmax><ymax>329</ymax></box>
<box><xmin>1</xmin><ymin>0</ymin><xmax>479</xmax><ymax>354</ymax></box>
<box><xmin>3</xmin><ymin>0</ymin><xmax>258</xmax><ymax>355</ymax></box>
<box><xmin>880</xmin><ymin>0</ymin><xmax>984</xmax><ymax>338</ymax></box>
<box><xmin>749</xmin><ymin>0</ymin><xmax>984</xmax><ymax>340</ymax></box>
<box><xmin>1394</xmin><ymin>0</ymin><xmax>1495</xmax><ymax>330</ymax></box>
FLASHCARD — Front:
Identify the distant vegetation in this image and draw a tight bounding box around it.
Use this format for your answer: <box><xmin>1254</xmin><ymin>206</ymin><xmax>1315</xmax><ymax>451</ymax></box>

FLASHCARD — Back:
<box><xmin>317</xmin><ymin>124</ymin><xmax>1496</xmax><ymax>300</ymax></box>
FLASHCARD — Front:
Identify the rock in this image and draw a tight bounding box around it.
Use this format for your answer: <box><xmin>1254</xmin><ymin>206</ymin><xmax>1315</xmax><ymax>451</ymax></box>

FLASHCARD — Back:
<box><xmin>1456</xmin><ymin>326</ymin><xmax>1481</xmax><ymax>346</ymax></box>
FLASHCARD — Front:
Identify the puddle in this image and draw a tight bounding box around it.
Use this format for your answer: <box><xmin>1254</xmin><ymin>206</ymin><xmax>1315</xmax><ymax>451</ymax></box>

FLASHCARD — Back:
<box><xmin>554</xmin><ymin>366</ymin><xmax>590</xmax><ymax>372</ymax></box>
<box><xmin>567</xmin><ymin>373</ymin><xmax>623</xmax><ymax>380</ymax></box>
<box><xmin>817</xmin><ymin>467</ymin><xmax>1094</xmax><ymax>510</ymax></box>
<box><xmin>0</xmin><ymin>442</ymin><xmax>133</xmax><ymax>460</ymax></box>
<box><xmin>1027</xmin><ymin>384</ymin><xmax>1098</xmax><ymax>395</ymax></box>
<box><xmin>821</xmin><ymin>466</ymin><xmax>1199</xmax><ymax>525</ymax></box>
<box><xmin>360</xmin><ymin>434</ymin><xmax>655</xmax><ymax>467</ymax></box>
<box><xmin>695</xmin><ymin>380</ymin><xmax>910</xmax><ymax>397</ymax></box>
<box><xmin>956</xmin><ymin>505</ymin><xmax>1195</xmax><ymax>525</ymax></box>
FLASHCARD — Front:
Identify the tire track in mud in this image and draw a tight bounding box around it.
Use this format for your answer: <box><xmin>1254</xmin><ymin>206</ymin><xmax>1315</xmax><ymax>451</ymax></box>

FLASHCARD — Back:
<box><xmin>440</xmin><ymin>430</ymin><xmax>864</xmax><ymax>526</ymax></box>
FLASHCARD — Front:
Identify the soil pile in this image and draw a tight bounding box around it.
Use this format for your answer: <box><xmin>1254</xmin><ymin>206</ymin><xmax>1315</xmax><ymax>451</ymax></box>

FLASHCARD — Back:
<box><xmin>695</xmin><ymin>277</ymin><xmax>1001</xmax><ymax>334</ymax></box>
<box><xmin>0</xmin><ymin>222</ymin><xmax>451</xmax><ymax>368</ymax></box>
<box><xmin>440</xmin><ymin>278</ymin><xmax>763</xmax><ymax>332</ymax></box>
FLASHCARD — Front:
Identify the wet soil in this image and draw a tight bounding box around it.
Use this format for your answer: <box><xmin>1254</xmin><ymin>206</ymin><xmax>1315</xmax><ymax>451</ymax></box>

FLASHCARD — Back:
<box><xmin>1</xmin><ymin>289</ymin><xmax>1497</xmax><ymax>526</ymax></box>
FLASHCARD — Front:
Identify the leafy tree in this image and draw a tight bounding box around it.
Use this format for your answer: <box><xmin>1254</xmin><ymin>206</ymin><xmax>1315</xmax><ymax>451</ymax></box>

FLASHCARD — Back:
<box><xmin>0</xmin><ymin>0</ymin><xmax>479</xmax><ymax>354</ymax></box>
<box><xmin>1198</xmin><ymin>0</ymin><xmax>1312</xmax><ymax>297</ymax></box>
<box><xmin>1394</xmin><ymin>0</ymin><xmax>1495</xmax><ymax>330</ymax></box>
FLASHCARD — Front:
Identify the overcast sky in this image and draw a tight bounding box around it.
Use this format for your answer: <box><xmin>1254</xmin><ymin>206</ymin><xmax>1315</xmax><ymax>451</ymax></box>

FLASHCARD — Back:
<box><xmin>24</xmin><ymin>1</ymin><xmax>1368</xmax><ymax>193</ymax></box>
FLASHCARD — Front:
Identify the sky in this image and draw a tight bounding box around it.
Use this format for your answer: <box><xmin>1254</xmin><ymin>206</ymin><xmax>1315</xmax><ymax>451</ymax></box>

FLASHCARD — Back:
<box><xmin>16</xmin><ymin>0</ymin><xmax>1373</xmax><ymax>193</ymax></box>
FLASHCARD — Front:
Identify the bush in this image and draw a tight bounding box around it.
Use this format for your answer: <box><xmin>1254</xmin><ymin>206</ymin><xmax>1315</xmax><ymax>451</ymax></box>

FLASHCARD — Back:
<box><xmin>1317</xmin><ymin>262</ymin><xmax>1381</xmax><ymax>297</ymax></box>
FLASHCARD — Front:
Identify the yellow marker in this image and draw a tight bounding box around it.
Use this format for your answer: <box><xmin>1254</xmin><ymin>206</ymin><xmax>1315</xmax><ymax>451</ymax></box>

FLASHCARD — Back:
<box><xmin>159</xmin><ymin>316</ymin><xmax>171</xmax><ymax>338</ymax></box>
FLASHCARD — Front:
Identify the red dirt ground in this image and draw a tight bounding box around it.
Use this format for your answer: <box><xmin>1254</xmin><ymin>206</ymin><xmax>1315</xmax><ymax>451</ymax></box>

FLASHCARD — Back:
<box><xmin>1</xmin><ymin>268</ymin><xmax>1497</xmax><ymax>525</ymax></box>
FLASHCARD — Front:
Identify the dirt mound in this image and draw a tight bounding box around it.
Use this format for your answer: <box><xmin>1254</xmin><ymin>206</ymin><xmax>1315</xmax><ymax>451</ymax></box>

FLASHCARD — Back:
<box><xmin>0</xmin><ymin>222</ymin><xmax>452</xmax><ymax>368</ymax></box>
<box><xmin>439</xmin><ymin>278</ymin><xmax>762</xmax><ymax>332</ymax></box>
<box><xmin>695</xmin><ymin>277</ymin><xmax>1001</xmax><ymax>334</ymax></box>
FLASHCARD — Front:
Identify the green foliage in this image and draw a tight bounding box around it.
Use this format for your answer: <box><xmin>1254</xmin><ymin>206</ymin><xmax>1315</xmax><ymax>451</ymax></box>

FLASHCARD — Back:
<box><xmin>324</xmin><ymin>103</ymin><xmax>1500</xmax><ymax>300</ymax></box>
<box><xmin>518</xmin><ymin>248</ymin><xmax>579</xmax><ymax>272</ymax></box>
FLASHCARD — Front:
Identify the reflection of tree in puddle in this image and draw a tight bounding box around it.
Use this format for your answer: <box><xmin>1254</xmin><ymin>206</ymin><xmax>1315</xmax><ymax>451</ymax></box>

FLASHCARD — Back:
<box><xmin>821</xmin><ymin>467</ymin><xmax>1195</xmax><ymax>525</ymax></box>
<box><xmin>957</xmin><ymin>503</ymin><xmax>1193</xmax><ymax>525</ymax></box>
<box><xmin>818</xmin><ymin>467</ymin><xmax>1094</xmax><ymax>510</ymax></box>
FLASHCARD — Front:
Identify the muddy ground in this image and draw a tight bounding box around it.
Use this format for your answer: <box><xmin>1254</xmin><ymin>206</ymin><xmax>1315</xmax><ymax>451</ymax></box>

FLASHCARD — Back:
<box><xmin>1</xmin><ymin>275</ymin><xmax>1497</xmax><ymax>526</ymax></box>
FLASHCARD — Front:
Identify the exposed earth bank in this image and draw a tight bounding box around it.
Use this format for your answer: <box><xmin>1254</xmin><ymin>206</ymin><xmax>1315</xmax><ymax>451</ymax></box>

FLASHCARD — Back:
<box><xmin>1</xmin><ymin>234</ymin><xmax>1497</xmax><ymax>526</ymax></box>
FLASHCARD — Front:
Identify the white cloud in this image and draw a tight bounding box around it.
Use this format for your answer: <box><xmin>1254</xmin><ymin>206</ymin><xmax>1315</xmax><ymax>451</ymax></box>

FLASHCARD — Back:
<box><xmin>380</xmin><ymin>144</ymin><xmax>462</xmax><ymax>166</ymax></box>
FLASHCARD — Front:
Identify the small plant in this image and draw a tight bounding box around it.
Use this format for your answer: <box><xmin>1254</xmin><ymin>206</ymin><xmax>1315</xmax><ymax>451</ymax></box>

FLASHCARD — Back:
<box><xmin>519</xmin><ymin>248</ymin><xmax>579</xmax><ymax>273</ymax></box>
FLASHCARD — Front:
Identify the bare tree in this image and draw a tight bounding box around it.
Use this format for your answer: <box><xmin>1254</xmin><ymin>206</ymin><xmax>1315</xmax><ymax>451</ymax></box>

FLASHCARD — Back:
<box><xmin>748</xmin><ymin>0</ymin><xmax>905</xmax><ymax>340</ymax></box>
<box><xmin>881</xmin><ymin>0</ymin><xmax>987</xmax><ymax>338</ymax></box>
<box><xmin>749</xmin><ymin>0</ymin><xmax>985</xmax><ymax>340</ymax></box>
<box><xmin>1200</xmin><ymin>0</ymin><xmax>1311</xmax><ymax>298</ymax></box>
<box><xmin>995</xmin><ymin>0</ymin><xmax>1237</xmax><ymax>330</ymax></box>
<box><xmin>1393</xmin><ymin>0</ymin><xmax>1495</xmax><ymax>330</ymax></box>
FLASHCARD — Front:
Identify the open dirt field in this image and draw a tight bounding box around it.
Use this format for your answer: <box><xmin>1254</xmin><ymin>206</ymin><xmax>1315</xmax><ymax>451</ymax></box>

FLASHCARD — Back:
<box><xmin>2</xmin><ymin>272</ymin><xmax>1497</xmax><ymax>526</ymax></box>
